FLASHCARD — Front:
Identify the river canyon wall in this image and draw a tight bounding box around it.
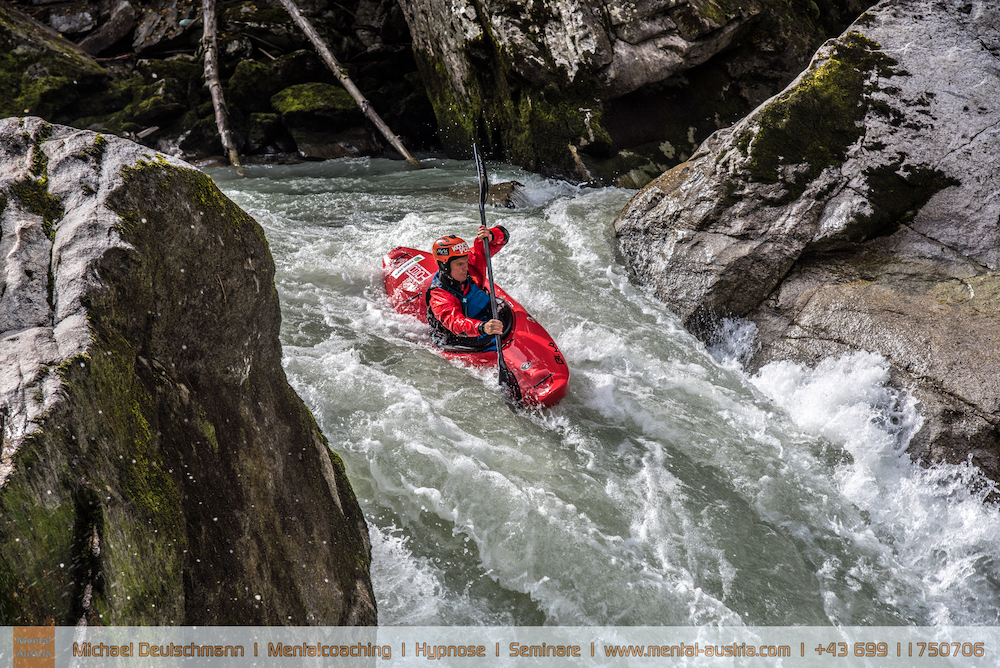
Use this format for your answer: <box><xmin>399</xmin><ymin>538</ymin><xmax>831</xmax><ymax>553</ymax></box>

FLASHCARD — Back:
<box><xmin>0</xmin><ymin>117</ymin><xmax>376</xmax><ymax>625</ymax></box>
<box><xmin>2</xmin><ymin>0</ymin><xmax>871</xmax><ymax>185</ymax></box>
<box><xmin>615</xmin><ymin>0</ymin><xmax>1000</xmax><ymax>484</ymax></box>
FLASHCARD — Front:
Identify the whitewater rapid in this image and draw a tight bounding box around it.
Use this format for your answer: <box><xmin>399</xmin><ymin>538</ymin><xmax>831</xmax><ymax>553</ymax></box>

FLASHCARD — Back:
<box><xmin>211</xmin><ymin>158</ymin><xmax>1000</xmax><ymax>628</ymax></box>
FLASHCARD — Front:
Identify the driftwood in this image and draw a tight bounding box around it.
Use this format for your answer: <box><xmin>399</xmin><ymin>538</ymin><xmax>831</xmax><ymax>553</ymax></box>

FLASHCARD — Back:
<box><xmin>201</xmin><ymin>0</ymin><xmax>244</xmax><ymax>174</ymax></box>
<box><xmin>278</xmin><ymin>0</ymin><xmax>422</xmax><ymax>168</ymax></box>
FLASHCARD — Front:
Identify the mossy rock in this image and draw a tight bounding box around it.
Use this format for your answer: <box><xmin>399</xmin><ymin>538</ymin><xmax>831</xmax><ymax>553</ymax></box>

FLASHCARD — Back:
<box><xmin>269</xmin><ymin>50</ymin><xmax>334</xmax><ymax>88</ymax></box>
<box><xmin>245</xmin><ymin>112</ymin><xmax>296</xmax><ymax>154</ymax></box>
<box><xmin>122</xmin><ymin>94</ymin><xmax>187</xmax><ymax>128</ymax></box>
<box><xmin>271</xmin><ymin>82</ymin><xmax>364</xmax><ymax>131</ymax></box>
<box><xmin>736</xmin><ymin>32</ymin><xmax>900</xmax><ymax>199</ymax></box>
<box><xmin>178</xmin><ymin>115</ymin><xmax>225</xmax><ymax>159</ymax></box>
<box><xmin>135</xmin><ymin>58</ymin><xmax>202</xmax><ymax>86</ymax></box>
<box><xmin>227</xmin><ymin>60</ymin><xmax>283</xmax><ymax>113</ymax></box>
<box><xmin>508</xmin><ymin>92</ymin><xmax>613</xmax><ymax>177</ymax></box>
<box><xmin>0</xmin><ymin>5</ymin><xmax>108</xmax><ymax>121</ymax></box>
<box><xmin>582</xmin><ymin>149</ymin><xmax>671</xmax><ymax>189</ymax></box>
<box><xmin>0</xmin><ymin>127</ymin><xmax>376</xmax><ymax>623</ymax></box>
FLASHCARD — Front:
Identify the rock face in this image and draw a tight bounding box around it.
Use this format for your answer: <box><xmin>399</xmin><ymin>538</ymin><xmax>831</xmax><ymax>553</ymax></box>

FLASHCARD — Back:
<box><xmin>615</xmin><ymin>0</ymin><xmax>1000</xmax><ymax>480</ymax></box>
<box><xmin>0</xmin><ymin>4</ymin><xmax>109</xmax><ymax>122</ymax></box>
<box><xmin>1</xmin><ymin>1</ymin><xmax>436</xmax><ymax>165</ymax></box>
<box><xmin>5</xmin><ymin>0</ymin><xmax>872</xmax><ymax>185</ymax></box>
<box><xmin>0</xmin><ymin>117</ymin><xmax>376</xmax><ymax>625</ymax></box>
<box><xmin>397</xmin><ymin>0</ymin><xmax>871</xmax><ymax>182</ymax></box>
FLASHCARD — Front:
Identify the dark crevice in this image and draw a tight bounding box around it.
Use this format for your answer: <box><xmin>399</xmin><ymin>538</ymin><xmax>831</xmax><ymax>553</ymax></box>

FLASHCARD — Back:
<box><xmin>67</xmin><ymin>485</ymin><xmax>104</xmax><ymax>626</ymax></box>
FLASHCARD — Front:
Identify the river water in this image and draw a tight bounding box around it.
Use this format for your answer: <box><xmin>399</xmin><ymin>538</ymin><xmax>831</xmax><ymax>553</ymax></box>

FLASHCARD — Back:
<box><xmin>210</xmin><ymin>158</ymin><xmax>1000</xmax><ymax>628</ymax></box>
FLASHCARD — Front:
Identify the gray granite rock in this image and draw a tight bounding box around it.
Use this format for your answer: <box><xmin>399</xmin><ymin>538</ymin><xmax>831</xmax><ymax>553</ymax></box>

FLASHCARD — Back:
<box><xmin>615</xmin><ymin>0</ymin><xmax>1000</xmax><ymax>479</ymax></box>
<box><xmin>0</xmin><ymin>117</ymin><xmax>375</xmax><ymax>625</ymax></box>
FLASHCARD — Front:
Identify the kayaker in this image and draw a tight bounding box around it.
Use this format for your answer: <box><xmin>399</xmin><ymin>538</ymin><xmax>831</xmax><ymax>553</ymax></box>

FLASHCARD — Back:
<box><xmin>426</xmin><ymin>224</ymin><xmax>509</xmax><ymax>349</ymax></box>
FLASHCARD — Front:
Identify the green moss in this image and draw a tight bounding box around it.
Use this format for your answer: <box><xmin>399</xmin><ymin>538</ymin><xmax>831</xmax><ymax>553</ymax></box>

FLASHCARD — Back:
<box><xmin>414</xmin><ymin>51</ymin><xmax>479</xmax><ymax>154</ymax></box>
<box><xmin>126</xmin><ymin>95</ymin><xmax>187</xmax><ymax>127</ymax></box>
<box><xmin>197</xmin><ymin>413</ymin><xmax>220</xmax><ymax>455</ymax></box>
<box><xmin>135</xmin><ymin>58</ymin><xmax>202</xmax><ymax>84</ymax></box>
<box><xmin>112</xmin><ymin>158</ymin><xmax>269</xmax><ymax>276</ymax></box>
<box><xmin>736</xmin><ymin>32</ymin><xmax>899</xmax><ymax>200</ymax></box>
<box><xmin>856</xmin><ymin>12</ymin><xmax>877</xmax><ymax>27</ymax></box>
<box><xmin>227</xmin><ymin>60</ymin><xmax>282</xmax><ymax>113</ymax></box>
<box><xmin>0</xmin><ymin>6</ymin><xmax>108</xmax><ymax>121</ymax></box>
<box><xmin>507</xmin><ymin>94</ymin><xmax>612</xmax><ymax>173</ymax></box>
<box><xmin>0</xmin><ymin>462</ymin><xmax>78</xmax><ymax>623</ymax></box>
<box><xmin>271</xmin><ymin>82</ymin><xmax>363</xmax><ymax>130</ymax></box>
<box><xmin>79</xmin><ymin>134</ymin><xmax>108</xmax><ymax>162</ymax></box>
<box><xmin>0</xmin><ymin>342</ymin><xmax>186</xmax><ymax>624</ymax></box>
<box><xmin>29</xmin><ymin>129</ymin><xmax>52</xmax><ymax>176</ymax></box>
<box><xmin>9</xmin><ymin>179</ymin><xmax>63</xmax><ymax>240</ymax></box>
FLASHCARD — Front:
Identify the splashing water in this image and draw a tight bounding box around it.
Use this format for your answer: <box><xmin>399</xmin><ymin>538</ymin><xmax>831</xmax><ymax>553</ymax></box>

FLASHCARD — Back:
<box><xmin>211</xmin><ymin>158</ymin><xmax>1000</xmax><ymax>627</ymax></box>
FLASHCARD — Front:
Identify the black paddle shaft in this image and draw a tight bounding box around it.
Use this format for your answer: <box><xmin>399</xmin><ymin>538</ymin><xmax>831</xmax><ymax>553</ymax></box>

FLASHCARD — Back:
<box><xmin>474</xmin><ymin>145</ymin><xmax>523</xmax><ymax>408</ymax></box>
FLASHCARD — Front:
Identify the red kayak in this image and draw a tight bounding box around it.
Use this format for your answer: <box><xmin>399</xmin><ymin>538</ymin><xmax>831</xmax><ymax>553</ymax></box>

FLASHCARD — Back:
<box><xmin>382</xmin><ymin>246</ymin><xmax>570</xmax><ymax>407</ymax></box>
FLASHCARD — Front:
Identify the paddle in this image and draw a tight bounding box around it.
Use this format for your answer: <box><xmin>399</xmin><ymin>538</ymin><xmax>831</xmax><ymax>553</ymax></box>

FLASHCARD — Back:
<box><xmin>474</xmin><ymin>144</ymin><xmax>523</xmax><ymax>409</ymax></box>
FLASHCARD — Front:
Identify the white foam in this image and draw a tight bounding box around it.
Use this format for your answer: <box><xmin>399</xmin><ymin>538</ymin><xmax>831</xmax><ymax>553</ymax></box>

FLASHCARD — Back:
<box><xmin>216</xmin><ymin>160</ymin><xmax>1000</xmax><ymax>629</ymax></box>
<box><xmin>751</xmin><ymin>351</ymin><xmax>1000</xmax><ymax>624</ymax></box>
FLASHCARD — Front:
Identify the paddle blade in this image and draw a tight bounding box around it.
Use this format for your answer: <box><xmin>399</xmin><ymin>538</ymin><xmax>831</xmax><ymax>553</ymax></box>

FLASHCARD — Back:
<box><xmin>497</xmin><ymin>351</ymin><xmax>524</xmax><ymax>410</ymax></box>
<box><xmin>474</xmin><ymin>143</ymin><xmax>488</xmax><ymax>212</ymax></box>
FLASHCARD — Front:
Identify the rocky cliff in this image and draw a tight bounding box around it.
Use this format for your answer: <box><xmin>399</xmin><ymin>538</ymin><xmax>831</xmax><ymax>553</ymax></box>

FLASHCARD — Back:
<box><xmin>397</xmin><ymin>0</ymin><xmax>871</xmax><ymax>183</ymax></box>
<box><xmin>615</xmin><ymin>0</ymin><xmax>1000</xmax><ymax>482</ymax></box>
<box><xmin>0</xmin><ymin>117</ymin><xmax>376</xmax><ymax>625</ymax></box>
<box><xmin>1</xmin><ymin>0</ymin><xmax>436</xmax><ymax>165</ymax></box>
<box><xmin>4</xmin><ymin>0</ymin><xmax>874</xmax><ymax>185</ymax></box>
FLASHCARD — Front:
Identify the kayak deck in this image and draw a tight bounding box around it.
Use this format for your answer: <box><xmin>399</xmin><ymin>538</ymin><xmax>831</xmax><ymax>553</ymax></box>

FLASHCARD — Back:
<box><xmin>382</xmin><ymin>246</ymin><xmax>569</xmax><ymax>407</ymax></box>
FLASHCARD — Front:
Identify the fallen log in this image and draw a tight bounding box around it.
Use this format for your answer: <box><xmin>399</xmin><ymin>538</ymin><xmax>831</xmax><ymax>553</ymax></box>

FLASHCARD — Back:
<box><xmin>278</xmin><ymin>0</ymin><xmax>422</xmax><ymax>168</ymax></box>
<box><xmin>201</xmin><ymin>0</ymin><xmax>244</xmax><ymax>175</ymax></box>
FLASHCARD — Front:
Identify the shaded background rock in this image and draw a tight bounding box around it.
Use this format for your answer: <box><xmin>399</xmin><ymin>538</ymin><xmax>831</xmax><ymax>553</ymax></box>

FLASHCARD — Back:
<box><xmin>396</xmin><ymin>0</ymin><xmax>873</xmax><ymax>183</ymax></box>
<box><xmin>0</xmin><ymin>117</ymin><xmax>375</xmax><ymax>625</ymax></box>
<box><xmin>1</xmin><ymin>0</ymin><xmax>437</xmax><ymax>166</ymax></box>
<box><xmin>615</xmin><ymin>0</ymin><xmax>1000</xmax><ymax>482</ymax></box>
<box><xmin>2</xmin><ymin>0</ymin><xmax>874</xmax><ymax>183</ymax></box>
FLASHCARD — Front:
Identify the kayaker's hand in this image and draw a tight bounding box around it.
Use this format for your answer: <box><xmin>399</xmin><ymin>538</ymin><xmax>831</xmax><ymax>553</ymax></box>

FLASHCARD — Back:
<box><xmin>482</xmin><ymin>319</ymin><xmax>503</xmax><ymax>336</ymax></box>
<box><xmin>476</xmin><ymin>225</ymin><xmax>493</xmax><ymax>242</ymax></box>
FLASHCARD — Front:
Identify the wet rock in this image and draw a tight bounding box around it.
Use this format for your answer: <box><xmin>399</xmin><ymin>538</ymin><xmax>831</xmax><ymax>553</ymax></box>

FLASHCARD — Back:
<box><xmin>289</xmin><ymin>126</ymin><xmax>382</xmax><ymax>160</ymax></box>
<box><xmin>132</xmin><ymin>0</ymin><xmax>198</xmax><ymax>53</ymax></box>
<box><xmin>77</xmin><ymin>0</ymin><xmax>137</xmax><ymax>55</ymax></box>
<box><xmin>0</xmin><ymin>117</ymin><xmax>376</xmax><ymax>625</ymax></box>
<box><xmin>49</xmin><ymin>6</ymin><xmax>97</xmax><ymax>35</ymax></box>
<box><xmin>226</xmin><ymin>59</ymin><xmax>283</xmax><ymax>114</ymax></box>
<box><xmin>270</xmin><ymin>82</ymin><xmax>382</xmax><ymax>158</ymax></box>
<box><xmin>615</xmin><ymin>0</ymin><xmax>1000</xmax><ymax>480</ymax></box>
<box><xmin>396</xmin><ymin>0</ymin><xmax>872</xmax><ymax>182</ymax></box>
<box><xmin>271</xmin><ymin>83</ymin><xmax>364</xmax><ymax>129</ymax></box>
<box><xmin>448</xmin><ymin>181</ymin><xmax>529</xmax><ymax>208</ymax></box>
<box><xmin>244</xmin><ymin>112</ymin><xmax>297</xmax><ymax>155</ymax></box>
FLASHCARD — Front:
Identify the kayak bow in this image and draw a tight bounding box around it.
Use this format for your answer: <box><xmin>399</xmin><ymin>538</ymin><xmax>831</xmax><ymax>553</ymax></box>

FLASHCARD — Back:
<box><xmin>382</xmin><ymin>247</ymin><xmax>570</xmax><ymax>408</ymax></box>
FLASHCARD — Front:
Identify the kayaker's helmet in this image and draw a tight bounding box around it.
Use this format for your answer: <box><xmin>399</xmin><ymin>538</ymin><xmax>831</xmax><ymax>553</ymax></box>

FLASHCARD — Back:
<box><xmin>433</xmin><ymin>235</ymin><xmax>471</xmax><ymax>272</ymax></box>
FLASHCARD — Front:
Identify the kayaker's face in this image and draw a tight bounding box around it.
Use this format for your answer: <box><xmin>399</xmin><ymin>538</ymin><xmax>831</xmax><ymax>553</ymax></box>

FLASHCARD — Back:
<box><xmin>449</xmin><ymin>256</ymin><xmax>469</xmax><ymax>282</ymax></box>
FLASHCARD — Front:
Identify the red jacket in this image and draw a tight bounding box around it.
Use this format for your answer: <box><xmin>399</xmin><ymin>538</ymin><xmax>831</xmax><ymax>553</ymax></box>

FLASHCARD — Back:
<box><xmin>428</xmin><ymin>227</ymin><xmax>508</xmax><ymax>337</ymax></box>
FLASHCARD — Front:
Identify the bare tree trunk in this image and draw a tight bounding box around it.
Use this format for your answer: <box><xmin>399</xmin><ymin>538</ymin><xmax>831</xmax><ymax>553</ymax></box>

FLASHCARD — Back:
<box><xmin>278</xmin><ymin>0</ymin><xmax>422</xmax><ymax>168</ymax></box>
<box><xmin>201</xmin><ymin>0</ymin><xmax>244</xmax><ymax>175</ymax></box>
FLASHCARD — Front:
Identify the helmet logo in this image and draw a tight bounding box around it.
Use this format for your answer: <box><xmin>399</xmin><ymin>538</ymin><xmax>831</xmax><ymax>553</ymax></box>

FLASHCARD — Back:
<box><xmin>433</xmin><ymin>236</ymin><xmax>471</xmax><ymax>261</ymax></box>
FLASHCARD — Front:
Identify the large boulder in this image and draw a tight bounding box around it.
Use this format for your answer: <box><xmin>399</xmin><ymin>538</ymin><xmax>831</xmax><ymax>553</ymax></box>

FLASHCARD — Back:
<box><xmin>0</xmin><ymin>117</ymin><xmax>376</xmax><ymax>625</ymax></box>
<box><xmin>614</xmin><ymin>0</ymin><xmax>1000</xmax><ymax>479</ymax></box>
<box><xmin>396</xmin><ymin>0</ymin><xmax>871</xmax><ymax>182</ymax></box>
